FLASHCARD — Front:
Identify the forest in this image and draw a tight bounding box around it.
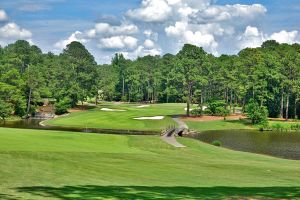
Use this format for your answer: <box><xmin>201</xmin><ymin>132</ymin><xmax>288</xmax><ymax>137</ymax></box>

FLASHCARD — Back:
<box><xmin>0</xmin><ymin>40</ymin><xmax>300</xmax><ymax>120</ymax></box>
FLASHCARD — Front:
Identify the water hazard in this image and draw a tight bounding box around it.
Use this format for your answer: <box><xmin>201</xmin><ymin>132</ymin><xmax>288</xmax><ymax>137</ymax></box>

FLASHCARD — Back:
<box><xmin>188</xmin><ymin>130</ymin><xmax>300</xmax><ymax>160</ymax></box>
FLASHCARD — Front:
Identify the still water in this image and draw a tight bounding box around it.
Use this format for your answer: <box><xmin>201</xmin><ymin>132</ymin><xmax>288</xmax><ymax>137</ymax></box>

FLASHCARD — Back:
<box><xmin>0</xmin><ymin>119</ymin><xmax>157</xmax><ymax>135</ymax></box>
<box><xmin>188</xmin><ymin>130</ymin><xmax>300</xmax><ymax>160</ymax></box>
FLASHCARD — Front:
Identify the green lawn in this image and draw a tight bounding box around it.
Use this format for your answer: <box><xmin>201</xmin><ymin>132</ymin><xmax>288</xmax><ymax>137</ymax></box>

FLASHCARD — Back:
<box><xmin>0</xmin><ymin>128</ymin><xmax>299</xmax><ymax>199</ymax></box>
<box><xmin>186</xmin><ymin>119</ymin><xmax>253</xmax><ymax>132</ymax></box>
<box><xmin>45</xmin><ymin>103</ymin><xmax>190</xmax><ymax>131</ymax></box>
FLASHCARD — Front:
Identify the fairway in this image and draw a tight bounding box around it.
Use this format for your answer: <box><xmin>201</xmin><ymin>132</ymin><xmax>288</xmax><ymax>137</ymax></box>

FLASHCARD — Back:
<box><xmin>45</xmin><ymin>103</ymin><xmax>190</xmax><ymax>131</ymax></box>
<box><xmin>186</xmin><ymin>120</ymin><xmax>252</xmax><ymax>132</ymax></box>
<box><xmin>0</xmin><ymin>128</ymin><xmax>299</xmax><ymax>199</ymax></box>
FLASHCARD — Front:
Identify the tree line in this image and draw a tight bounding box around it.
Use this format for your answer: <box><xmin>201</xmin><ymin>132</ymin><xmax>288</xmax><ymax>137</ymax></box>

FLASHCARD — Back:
<box><xmin>0</xmin><ymin>40</ymin><xmax>300</xmax><ymax>120</ymax></box>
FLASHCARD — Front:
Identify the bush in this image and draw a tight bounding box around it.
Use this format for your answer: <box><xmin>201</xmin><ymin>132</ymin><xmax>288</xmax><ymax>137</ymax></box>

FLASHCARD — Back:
<box><xmin>212</xmin><ymin>140</ymin><xmax>222</xmax><ymax>147</ymax></box>
<box><xmin>206</xmin><ymin>100</ymin><xmax>229</xmax><ymax>116</ymax></box>
<box><xmin>245</xmin><ymin>99</ymin><xmax>268</xmax><ymax>125</ymax></box>
<box><xmin>55</xmin><ymin>98</ymin><xmax>71</xmax><ymax>115</ymax></box>
<box><xmin>191</xmin><ymin>108</ymin><xmax>203</xmax><ymax>117</ymax></box>
<box><xmin>0</xmin><ymin>100</ymin><xmax>13</xmax><ymax>121</ymax></box>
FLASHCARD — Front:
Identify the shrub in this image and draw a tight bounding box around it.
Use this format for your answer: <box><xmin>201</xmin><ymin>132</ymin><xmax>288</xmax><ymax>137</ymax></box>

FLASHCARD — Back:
<box><xmin>191</xmin><ymin>108</ymin><xmax>203</xmax><ymax>117</ymax></box>
<box><xmin>55</xmin><ymin>98</ymin><xmax>71</xmax><ymax>115</ymax></box>
<box><xmin>206</xmin><ymin>100</ymin><xmax>229</xmax><ymax>116</ymax></box>
<box><xmin>0</xmin><ymin>100</ymin><xmax>13</xmax><ymax>121</ymax></box>
<box><xmin>245</xmin><ymin>99</ymin><xmax>268</xmax><ymax>125</ymax></box>
<box><xmin>212</xmin><ymin>140</ymin><xmax>222</xmax><ymax>147</ymax></box>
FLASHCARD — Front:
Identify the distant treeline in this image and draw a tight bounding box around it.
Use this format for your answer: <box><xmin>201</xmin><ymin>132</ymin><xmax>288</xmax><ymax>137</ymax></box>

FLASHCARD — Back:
<box><xmin>0</xmin><ymin>40</ymin><xmax>300</xmax><ymax>118</ymax></box>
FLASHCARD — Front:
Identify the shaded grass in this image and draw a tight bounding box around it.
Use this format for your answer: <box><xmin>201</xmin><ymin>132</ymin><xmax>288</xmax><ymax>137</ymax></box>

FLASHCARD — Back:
<box><xmin>0</xmin><ymin>127</ymin><xmax>300</xmax><ymax>199</ymax></box>
<box><xmin>45</xmin><ymin>103</ymin><xmax>190</xmax><ymax>131</ymax></box>
<box><xmin>15</xmin><ymin>186</ymin><xmax>300</xmax><ymax>200</ymax></box>
<box><xmin>186</xmin><ymin>119</ymin><xmax>252</xmax><ymax>132</ymax></box>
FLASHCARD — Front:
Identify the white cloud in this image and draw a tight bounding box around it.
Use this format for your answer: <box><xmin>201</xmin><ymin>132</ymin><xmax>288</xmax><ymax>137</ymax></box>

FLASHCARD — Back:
<box><xmin>237</xmin><ymin>26</ymin><xmax>265</xmax><ymax>49</ymax></box>
<box><xmin>0</xmin><ymin>10</ymin><xmax>8</xmax><ymax>21</ymax></box>
<box><xmin>54</xmin><ymin>31</ymin><xmax>88</xmax><ymax>49</ymax></box>
<box><xmin>192</xmin><ymin>4</ymin><xmax>266</xmax><ymax>23</ymax></box>
<box><xmin>99</xmin><ymin>36</ymin><xmax>138</xmax><ymax>49</ymax></box>
<box><xmin>0</xmin><ymin>23</ymin><xmax>32</xmax><ymax>39</ymax></box>
<box><xmin>237</xmin><ymin>26</ymin><xmax>300</xmax><ymax>50</ymax></box>
<box><xmin>144</xmin><ymin>39</ymin><xmax>155</xmax><ymax>48</ymax></box>
<box><xmin>95</xmin><ymin>23</ymin><xmax>138</xmax><ymax>35</ymax></box>
<box><xmin>269</xmin><ymin>30</ymin><xmax>299</xmax><ymax>44</ymax></box>
<box><xmin>126</xmin><ymin>0</ymin><xmax>172</xmax><ymax>22</ymax></box>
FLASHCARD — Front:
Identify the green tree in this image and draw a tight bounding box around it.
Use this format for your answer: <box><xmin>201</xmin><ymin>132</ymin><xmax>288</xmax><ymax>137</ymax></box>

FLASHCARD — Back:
<box><xmin>246</xmin><ymin>99</ymin><xmax>269</xmax><ymax>125</ymax></box>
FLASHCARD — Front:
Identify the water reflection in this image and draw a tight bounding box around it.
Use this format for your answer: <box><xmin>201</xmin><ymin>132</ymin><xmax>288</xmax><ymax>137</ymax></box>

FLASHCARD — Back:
<box><xmin>188</xmin><ymin>130</ymin><xmax>300</xmax><ymax>160</ymax></box>
<box><xmin>0</xmin><ymin>119</ymin><xmax>157</xmax><ymax>135</ymax></box>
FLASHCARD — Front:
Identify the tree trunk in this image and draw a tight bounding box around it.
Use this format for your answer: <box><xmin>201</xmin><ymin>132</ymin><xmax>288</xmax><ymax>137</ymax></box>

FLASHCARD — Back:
<box><xmin>186</xmin><ymin>84</ymin><xmax>192</xmax><ymax>117</ymax></box>
<box><xmin>285</xmin><ymin>93</ymin><xmax>289</xmax><ymax>121</ymax></box>
<box><xmin>95</xmin><ymin>95</ymin><xmax>98</xmax><ymax>105</ymax></box>
<box><xmin>122</xmin><ymin>75</ymin><xmax>125</xmax><ymax>99</ymax></box>
<box><xmin>294</xmin><ymin>95</ymin><xmax>297</xmax><ymax>119</ymax></box>
<box><xmin>280</xmin><ymin>91</ymin><xmax>284</xmax><ymax>118</ymax></box>
<box><xmin>26</xmin><ymin>88</ymin><xmax>32</xmax><ymax>115</ymax></box>
<box><xmin>229</xmin><ymin>90</ymin><xmax>233</xmax><ymax>114</ymax></box>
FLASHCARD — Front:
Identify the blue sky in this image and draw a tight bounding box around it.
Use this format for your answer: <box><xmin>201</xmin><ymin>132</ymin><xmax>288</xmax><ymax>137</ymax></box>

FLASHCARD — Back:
<box><xmin>0</xmin><ymin>0</ymin><xmax>299</xmax><ymax>63</ymax></box>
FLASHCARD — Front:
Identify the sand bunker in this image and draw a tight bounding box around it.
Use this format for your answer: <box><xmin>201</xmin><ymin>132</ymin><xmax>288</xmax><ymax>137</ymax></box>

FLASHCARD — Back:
<box><xmin>134</xmin><ymin>116</ymin><xmax>164</xmax><ymax>120</ymax></box>
<box><xmin>101</xmin><ymin>108</ymin><xmax>126</xmax><ymax>112</ymax></box>
<box><xmin>184</xmin><ymin>106</ymin><xmax>207</xmax><ymax>111</ymax></box>
<box><xmin>136</xmin><ymin>105</ymin><xmax>150</xmax><ymax>108</ymax></box>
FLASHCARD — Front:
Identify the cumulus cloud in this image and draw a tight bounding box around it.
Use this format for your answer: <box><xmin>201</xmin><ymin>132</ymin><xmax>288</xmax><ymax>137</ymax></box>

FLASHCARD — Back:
<box><xmin>192</xmin><ymin>4</ymin><xmax>266</xmax><ymax>23</ymax></box>
<box><xmin>54</xmin><ymin>31</ymin><xmax>88</xmax><ymax>49</ymax></box>
<box><xmin>50</xmin><ymin>0</ymin><xmax>299</xmax><ymax>63</ymax></box>
<box><xmin>88</xmin><ymin>23</ymin><xmax>139</xmax><ymax>37</ymax></box>
<box><xmin>237</xmin><ymin>26</ymin><xmax>300</xmax><ymax>50</ymax></box>
<box><xmin>237</xmin><ymin>26</ymin><xmax>265</xmax><ymax>49</ymax></box>
<box><xmin>99</xmin><ymin>36</ymin><xmax>138</xmax><ymax>49</ymax></box>
<box><xmin>126</xmin><ymin>0</ymin><xmax>172</xmax><ymax>22</ymax></box>
<box><xmin>144</xmin><ymin>39</ymin><xmax>155</xmax><ymax>48</ymax></box>
<box><xmin>269</xmin><ymin>30</ymin><xmax>299</xmax><ymax>44</ymax></box>
<box><xmin>0</xmin><ymin>9</ymin><xmax>8</xmax><ymax>21</ymax></box>
<box><xmin>0</xmin><ymin>23</ymin><xmax>32</xmax><ymax>39</ymax></box>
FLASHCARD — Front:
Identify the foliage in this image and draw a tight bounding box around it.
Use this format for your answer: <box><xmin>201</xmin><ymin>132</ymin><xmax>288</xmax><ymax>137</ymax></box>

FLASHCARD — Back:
<box><xmin>206</xmin><ymin>100</ymin><xmax>229</xmax><ymax>116</ymax></box>
<box><xmin>212</xmin><ymin>140</ymin><xmax>222</xmax><ymax>147</ymax></box>
<box><xmin>0</xmin><ymin>100</ymin><xmax>13</xmax><ymax>121</ymax></box>
<box><xmin>246</xmin><ymin>99</ymin><xmax>269</xmax><ymax>125</ymax></box>
<box><xmin>54</xmin><ymin>98</ymin><xmax>71</xmax><ymax>115</ymax></box>
<box><xmin>1</xmin><ymin>40</ymin><xmax>300</xmax><ymax>121</ymax></box>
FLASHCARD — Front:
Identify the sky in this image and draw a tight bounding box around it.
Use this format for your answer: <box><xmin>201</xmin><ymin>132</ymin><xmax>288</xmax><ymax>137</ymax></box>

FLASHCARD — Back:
<box><xmin>0</xmin><ymin>0</ymin><xmax>299</xmax><ymax>63</ymax></box>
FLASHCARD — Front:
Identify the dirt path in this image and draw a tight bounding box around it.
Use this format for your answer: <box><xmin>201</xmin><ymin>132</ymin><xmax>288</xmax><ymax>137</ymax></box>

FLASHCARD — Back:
<box><xmin>181</xmin><ymin>114</ymin><xmax>246</xmax><ymax>122</ymax></box>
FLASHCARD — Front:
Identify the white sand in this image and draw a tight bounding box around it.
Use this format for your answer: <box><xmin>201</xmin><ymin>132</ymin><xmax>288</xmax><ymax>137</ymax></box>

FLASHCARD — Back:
<box><xmin>134</xmin><ymin>116</ymin><xmax>164</xmax><ymax>120</ymax></box>
<box><xmin>136</xmin><ymin>105</ymin><xmax>150</xmax><ymax>108</ymax></box>
<box><xmin>101</xmin><ymin>108</ymin><xmax>126</xmax><ymax>112</ymax></box>
<box><xmin>184</xmin><ymin>108</ymin><xmax>194</xmax><ymax>111</ymax></box>
<box><xmin>184</xmin><ymin>106</ymin><xmax>207</xmax><ymax>111</ymax></box>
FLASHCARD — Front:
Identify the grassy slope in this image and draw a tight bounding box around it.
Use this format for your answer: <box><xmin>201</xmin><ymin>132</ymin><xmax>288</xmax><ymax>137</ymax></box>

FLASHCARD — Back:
<box><xmin>45</xmin><ymin>103</ymin><xmax>190</xmax><ymax>131</ymax></box>
<box><xmin>0</xmin><ymin>128</ymin><xmax>299</xmax><ymax>199</ymax></box>
<box><xmin>186</xmin><ymin>120</ymin><xmax>252</xmax><ymax>132</ymax></box>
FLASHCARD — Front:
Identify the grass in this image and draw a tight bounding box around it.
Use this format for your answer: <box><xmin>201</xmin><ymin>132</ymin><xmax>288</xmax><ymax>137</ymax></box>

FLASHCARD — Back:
<box><xmin>45</xmin><ymin>103</ymin><xmax>191</xmax><ymax>131</ymax></box>
<box><xmin>0</xmin><ymin>127</ymin><xmax>300</xmax><ymax>199</ymax></box>
<box><xmin>186</xmin><ymin>119</ymin><xmax>253</xmax><ymax>132</ymax></box>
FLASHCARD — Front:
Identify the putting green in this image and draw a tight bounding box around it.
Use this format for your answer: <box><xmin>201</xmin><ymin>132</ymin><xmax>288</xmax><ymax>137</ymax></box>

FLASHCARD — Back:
<box><xmin>0</xmin><ymin>128</ymin><xmax>299</xmax><ymax>199</ymax></box>
<box><xmin>45</xmin><ymin>103</ymin><xmax>191</xmax><ymax>131</ymax></box>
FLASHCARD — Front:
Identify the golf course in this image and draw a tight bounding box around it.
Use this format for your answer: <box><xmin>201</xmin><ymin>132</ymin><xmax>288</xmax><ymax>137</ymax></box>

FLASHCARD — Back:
<box><xmin>0</xmin><ymin>127</ymin><xmax>300</xmax><ymax>199</ymax></box>
<box><xmin>1</xmin><ymin>103</ymin><xmax>300</xmax><ymax>199</ymax></box>
<box><xmin>1</xmin><ymin>2</ymin><xmax>300</xmax><ymax>198</ymax></box>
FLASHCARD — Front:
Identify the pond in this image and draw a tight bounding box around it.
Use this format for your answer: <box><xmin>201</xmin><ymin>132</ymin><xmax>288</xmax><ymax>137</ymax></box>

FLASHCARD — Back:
<box><xmin>0</xmin><ymin>119</ymin><xmax>157</xmax><ymax>135</ymax></box>
<box><xmin>188</xmin><ymin>130</ymin><xmax>300</xmax><ymax>160</ymax></box>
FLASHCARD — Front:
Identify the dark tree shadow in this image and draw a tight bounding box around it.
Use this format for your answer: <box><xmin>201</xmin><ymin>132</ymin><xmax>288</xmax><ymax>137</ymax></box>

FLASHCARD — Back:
<box><xmin>15</xmin><ymin>185</ymin><xmax>300</xmax><ymax>200</ymax></box>
<box><xmin>0</xmin><ymin>194</ymin><xmax>21</xmax><ymax>200</ymax></box>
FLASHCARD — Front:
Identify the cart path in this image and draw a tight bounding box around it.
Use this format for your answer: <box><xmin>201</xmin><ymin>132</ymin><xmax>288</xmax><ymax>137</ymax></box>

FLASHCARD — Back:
<box><xmin>160</xmin><ymin>117</ymin><xmax>188</xmax><ymax>148</ymax></box>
